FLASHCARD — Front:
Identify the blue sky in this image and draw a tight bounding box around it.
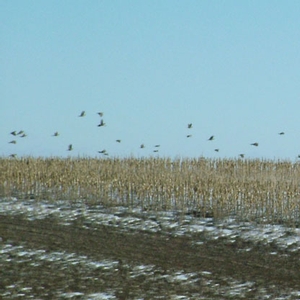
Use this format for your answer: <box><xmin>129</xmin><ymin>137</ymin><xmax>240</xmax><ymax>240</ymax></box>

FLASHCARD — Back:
<box><xmin>1</xmin><ymin>1</ymin><xmax>300</xmax><ymax>159</ymax></box>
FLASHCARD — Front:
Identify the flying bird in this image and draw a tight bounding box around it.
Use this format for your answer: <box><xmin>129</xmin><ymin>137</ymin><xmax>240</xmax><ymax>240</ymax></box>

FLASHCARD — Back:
<box><xmin>9</xmin><ymin>140</ymin><xmax>16</xmax><ymax>144</ymax></box>
<box><xmin>67</xmin><ymin>144</ymin><xmax>73</xmax><ymax>151</ymax></box>
<box><xmin>187</xmin><ymin>135</ymin><xmax>192</xmax><ymax>138</ymax></box>
<box><xmin>154</xmin><ymin>145</ymin><xmax>160</xmax><ymax>147</ymax></box>
<box><xmin>20</xmin><ymin>133</ymin><xmax>27</xmax><ymax>138</ymax></box>
<box><xmin>98</xmin><ymin>112</ymin><xmax>104</xmax><ymax>117</ymax></box>
<box><xmin>9</xmin><ymin>154</ymin><xmax>17</xmax><ymax>158</ymax></box>
<box><xmin>79</xmin><ymin>111</ymin><xmax>86</xmax><ymax>117</ymax></box>
<box><xmin>98</xmin><ymin>119</ymin><xmax>106</xmax><ymax>127</ymax></box>
<box><xmin>10</xmin><ymin>131</ymin><xmax>17</xmax><ymax>136</ymax></box>
<box><xmin>153</xmin><ymin>150</ymin><xmax>159</xmax><ymax>153</ymax></box>
<box><xmin>140</xmin><ymin>144</ymin><xmax>145</xmax><ymax>149</ymax></box>
<box><xmin>17</xmin><ymin>130</ymin><xmax>24</xmax><ymax>135</ymax></box>
<box><xmin>214</xmin><ymin>149</ymin><xmax>219</xmax><ymax>152</ymax></box>
<box><xmin>251</xmin><ymin>143</ymin><xmax>259</xmax><ymax>147</ymax></box>
<box><xmin>278</xmin><ymin>132</ymin><xmax>285</xmax><ymax>135</ymax></box>
<box><xmin>98</xmin><ymin>149</ymin><xmax>107</xmax><ymax>154</ymax></box>
<box><xmin>208</xmin><ymin>135</ymin><xmax>214</xmax><ymax>141</ymax></box>
<box><xmin>239</xmin><ymin>154</ymin><xmax>245</xmax><ymax>158</ymax></box>
<box><xmin>52</xmin><ymin>132</ymin><xmax>59</xmax><ymax>137</ymax></box>
<box><xmin>188</xmin><ymin>123</ymin><xmax>192</xmax><ymax>129</ymax></box>
<box><xmin>116</xmin><ymin>139</ymin><xmax>121</xmax><ymax>143</ymax></box>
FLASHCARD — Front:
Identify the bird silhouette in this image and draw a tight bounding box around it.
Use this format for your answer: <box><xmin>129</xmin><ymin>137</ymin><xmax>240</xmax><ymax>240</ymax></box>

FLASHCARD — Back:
<box><xmin>239</xmin><ymin>154</ymin><xmax>245</xmax><ymax>158</ymax></box>
<box><xmin>278</xmin><ymin>132</ymin><xmax>285</xmax><ymax>135</ymax></box>
<box><xmin>153</xmin><ymin>150</ymin><xmax>159</xmax><ymax>153</ymax></box>
<box><xmin>98</xmin><ymin>149</ymin><xmax>107</xmax><ymax>154</ymax></box>
<box><xmin>9</xmin><ymin>140</ymin><xmax>16</xmax><ymax>144</ymax></box>
<box><xmin>67</xmin><ymin>144</ymin><xmax>73</xmax><ymax>151</ymax></box>
<box><xmin>155</xmin><ymin>145</ymin><xmax>160</xmax><ymax>147</ymax></box>
<box><xmin>10</xmin><ymin>131</ymin><xmax>17</xmax><ymax>136</ymax></box>
<box><xmin>98</xmin><ymin>112</ymin><xmax>104</xmax><ymax>117</ymax></box>
<box><xmin>208</xmin><ymin>135</ymin><xmax>214</xmax><ymax>141</ymax></box>
<box><xmin>20</xmin><ymin>133</ymin><xmax>27</xmax><ymax>138</ymax></box>
<box><xmin>251</xmin><ymin>143</ymin><xmax>259</xmax><ymax>146</ymax></box>
<box><xmin>116</xmin><ymin>139</ymin><xmax>121</xmax><ymax>143</ymax></box>
<box><xmin>188</xmin><ymin>123</ymin><xmax>192</xmax><ymax>129</ymax></box>
<box><xmin>140</xmin><ymin>144</ymin><xmax>145</xmax><ymax>148</ymax></box>
<box><xmin>9</xmin><ymin>154</ymin><xmax>17</xmax><ymax>158</ymax></box>
<box><xmin>79</xmin><ymin>111</ymin><xmax>86</xmax><ymax>117</ymax></box>
<box><xmin>187</xmin><ymin>135</ymin><xmax>192</xmax><ymax>138</ymax></box>
<box><xmin>98</xmin><ymin>119</ymin><xmax>105</xmax><ymax>127</ymax></box>
<box><xmin>214</xmin><ymin>149</ymin><xmax>219</xmax><ymax>152</ymax></box>
<box><xmin>52</xmin><ymin>132</ymin><xmax>59</xmax><ymax>137</ymax></box>
<box><xmin>17</xmin><ymin>130</ymin><xmax>24</xmax><ymax>135</ymax></box>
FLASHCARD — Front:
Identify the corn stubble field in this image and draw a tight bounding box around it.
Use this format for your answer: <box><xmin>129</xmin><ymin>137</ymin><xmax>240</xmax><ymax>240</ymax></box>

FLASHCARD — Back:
<box><xmin>1</xmin><ymin>156</ymin><xmax>300</xmax><ymax>224</ymax></box>
<box><xmin>2</xmin><ymin>156</ymin><xmax>300</xmax><ymax>299</ymax></box>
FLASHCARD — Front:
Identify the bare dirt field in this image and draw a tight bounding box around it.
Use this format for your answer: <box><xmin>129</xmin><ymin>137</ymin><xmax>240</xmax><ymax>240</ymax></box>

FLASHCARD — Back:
<box><xmin>1</xmin><ymin>209</ymin><xmax>300</xmax><ymax>299</ymax></box>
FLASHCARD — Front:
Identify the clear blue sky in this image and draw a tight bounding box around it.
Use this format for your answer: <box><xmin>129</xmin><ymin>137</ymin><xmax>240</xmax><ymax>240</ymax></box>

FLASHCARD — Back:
<box><xmin>2</xmin><ymin>1</ymin><xmax>300</xmax><ymax>159</ymax></box>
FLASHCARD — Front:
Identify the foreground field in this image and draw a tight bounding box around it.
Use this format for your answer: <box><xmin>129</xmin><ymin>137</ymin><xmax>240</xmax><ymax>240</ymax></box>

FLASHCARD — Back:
<box><xmin>1</xmin><ymin>198</ymin><xmax>300</xmax><ymax>299</ymax></box>
<box><xmin>1</xmin><ymin>157</ymin><xmax>300</xmax><ymax>298</ymax></box>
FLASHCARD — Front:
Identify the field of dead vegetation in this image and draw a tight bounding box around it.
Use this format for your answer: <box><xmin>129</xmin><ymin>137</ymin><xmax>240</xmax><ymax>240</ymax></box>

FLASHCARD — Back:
<box><xmin>1</xmin><ymin>157</ymin><xmax>300</xmax><ymax>298</ymax></box>
<box><xmin>1</xmin><ymin>156</ymin><xmax>300</xmax><ymax>225</ymax></box>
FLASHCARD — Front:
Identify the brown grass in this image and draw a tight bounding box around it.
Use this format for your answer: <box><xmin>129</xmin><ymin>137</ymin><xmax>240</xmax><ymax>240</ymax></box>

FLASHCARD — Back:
<box><xmin>1</xmin><ymin>156</ymin><xmax>300</xmax><ymax>224</ymax></box>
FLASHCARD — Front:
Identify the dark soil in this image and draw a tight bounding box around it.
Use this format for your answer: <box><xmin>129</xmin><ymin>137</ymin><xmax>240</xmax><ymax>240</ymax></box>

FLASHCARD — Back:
<box><xmin>0</xmin><ymin>214</ymin><xmax>300</xmax><ymax>298</ymax></box>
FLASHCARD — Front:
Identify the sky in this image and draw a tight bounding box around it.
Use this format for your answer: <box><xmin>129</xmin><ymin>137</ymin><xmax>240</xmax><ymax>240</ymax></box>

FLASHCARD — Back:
<box><xmin>2</xmin><ymin>1</ymin><xmax>300</xmax><ymax>160</ymax></box>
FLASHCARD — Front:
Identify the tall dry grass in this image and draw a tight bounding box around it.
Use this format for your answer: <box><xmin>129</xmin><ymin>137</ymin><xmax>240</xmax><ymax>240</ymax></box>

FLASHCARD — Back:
<box><xmin>1</xmin><ymin>156</ymin><xmax>300</xmax><ymax>224</ymax></box>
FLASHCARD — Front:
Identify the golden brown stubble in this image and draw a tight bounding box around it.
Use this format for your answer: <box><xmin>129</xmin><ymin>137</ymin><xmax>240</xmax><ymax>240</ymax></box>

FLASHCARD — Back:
<box><xmin>1</xmin><ymin>156</ymin><xmax>300</xmax><ymax>225</ymax></box>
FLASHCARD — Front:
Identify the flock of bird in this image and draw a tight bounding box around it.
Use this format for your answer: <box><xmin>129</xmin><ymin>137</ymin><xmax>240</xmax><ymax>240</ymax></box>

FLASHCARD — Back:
<box><xmin>7</xmin><ymin>111</ymin><xmax>289</xmax><ymax>158</ymax></box>
<box><xmin>7</xmin><ymin>111</ymin><xmax>107</xmax><ymax>157</ymax></box>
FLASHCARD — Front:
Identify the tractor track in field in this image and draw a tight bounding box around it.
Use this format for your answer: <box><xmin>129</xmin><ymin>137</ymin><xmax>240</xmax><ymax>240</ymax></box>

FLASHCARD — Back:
<box><xmin>1</xmin><ymin>213</ymin><xmax>300</xmax><ymax>293</ymax></box>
